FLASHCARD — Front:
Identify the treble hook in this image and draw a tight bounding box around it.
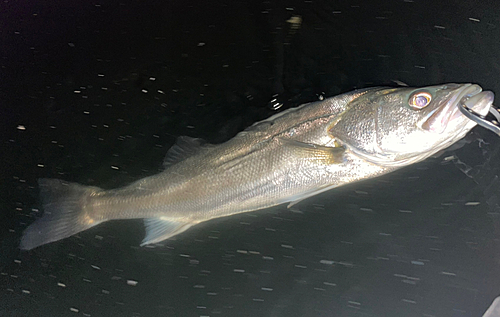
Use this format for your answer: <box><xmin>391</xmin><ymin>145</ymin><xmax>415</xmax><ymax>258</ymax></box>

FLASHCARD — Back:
<box><xmin>458</xmin><ymin>102</ymin><xmax>500</xmax><ymax>136</ymax></box>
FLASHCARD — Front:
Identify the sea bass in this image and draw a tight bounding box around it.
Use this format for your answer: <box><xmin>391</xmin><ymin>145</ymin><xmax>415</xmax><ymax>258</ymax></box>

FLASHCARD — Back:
<box><xmin>20</xmin><ymin>83</ymin><xmax>494</xmax><ymax>250</ymax></box>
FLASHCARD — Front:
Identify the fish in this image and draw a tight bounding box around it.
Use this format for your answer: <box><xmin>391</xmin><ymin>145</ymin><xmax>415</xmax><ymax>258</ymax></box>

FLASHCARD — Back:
<box><xmin>20</xmin><ymin>83</ymin><xmax>494</xmax><ymax>250</ymax></box>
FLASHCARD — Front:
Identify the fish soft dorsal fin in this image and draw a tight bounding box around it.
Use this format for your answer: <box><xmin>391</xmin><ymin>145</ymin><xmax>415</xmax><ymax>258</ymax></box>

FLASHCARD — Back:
<box><xmin>163</xmin><ymin>136</ymin><xmax>213</xmax><ymax>167</ymax></box>
<box><xmin>141</xmin><ymin>218</ymin><xmax>194</xmax><ymax>246</ymax></box>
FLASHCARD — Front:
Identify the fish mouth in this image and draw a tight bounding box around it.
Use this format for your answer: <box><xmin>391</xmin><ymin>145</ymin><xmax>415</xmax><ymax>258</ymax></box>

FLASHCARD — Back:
<box><xmin>421</xmin><ymin>84</ymin><xmax>493</xmax><ymax>133</ymax></box>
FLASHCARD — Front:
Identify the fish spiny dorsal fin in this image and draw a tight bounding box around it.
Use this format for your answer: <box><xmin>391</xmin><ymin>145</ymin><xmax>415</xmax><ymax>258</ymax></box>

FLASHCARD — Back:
<box><xmin>163</xmin><ymin>136</ymin><xmax>213</xmax><ymax>168</ymax></box>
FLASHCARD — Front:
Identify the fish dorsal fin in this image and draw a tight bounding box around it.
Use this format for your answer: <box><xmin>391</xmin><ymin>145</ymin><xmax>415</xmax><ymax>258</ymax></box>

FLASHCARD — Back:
<box><xmin>141</xmin><ymin>218</ymin><xmax>194</xmax><ymax>246</ymax></box>
<box><xmin>237</xmin><ymin>103</ymin><xmax>311</xmax><ymax>137</ymax></box>
<box><xmin>163</xmin><ymin>136</ymin><xmax>213</xmax><ymax>167</ymax></box>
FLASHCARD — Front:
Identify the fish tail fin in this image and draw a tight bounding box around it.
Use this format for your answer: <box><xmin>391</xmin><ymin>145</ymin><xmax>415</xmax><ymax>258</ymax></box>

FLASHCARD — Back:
<box><xmin>20</xmin><ymin>178</ymin><xmax>103</xmax><ymax>250</ymax></box>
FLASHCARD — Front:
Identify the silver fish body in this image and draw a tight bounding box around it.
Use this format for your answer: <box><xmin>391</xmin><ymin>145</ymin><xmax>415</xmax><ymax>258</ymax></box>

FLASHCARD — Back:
<box><xmin>20</xmin><ymin>83</ymin><xmax>494</xmax><ymax>250</ymax></box>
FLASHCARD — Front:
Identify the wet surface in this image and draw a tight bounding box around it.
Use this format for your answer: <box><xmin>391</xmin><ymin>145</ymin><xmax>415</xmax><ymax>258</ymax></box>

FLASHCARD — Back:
<box><xmin>2</xmin><ymin>0</ymin><xmax>500</xmax><ymax>316</ymax></box>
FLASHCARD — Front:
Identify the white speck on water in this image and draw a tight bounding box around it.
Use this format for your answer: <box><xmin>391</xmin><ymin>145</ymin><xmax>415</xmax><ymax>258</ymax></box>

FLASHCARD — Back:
<box><xmin>14</xmin><ymin>259</ymin><xmax>21</xmax><ymax>264</ymax></box>
<box><xmin>441</xmin><ymin>271</ymin><xmax>456</xmax><ymax>276</ymax></box>
<box><xmin>402</xmin><ymin>299</ymin><xmax>416</xmax><ymax>304</ymax></box>
<box><xmin>83</xmin><ymin>111</ymin><xmax>90</xmax><ymax>115</ymax></box>
<box><xmin>141</xmin><ymin>89</ymin><xmax>148</xmax><ymax>93</ymax></box>
<box><xmin>197</xmin><ymin>42</ymin><xmax>206</xmax><ymax>46</ymax></box>
<box><xmin>399</xmin><ymin>209</ymin><xmax>412</xmax><ymax>213</ymax></box>
<box><xmin>111</xmin><ymin>166</ymin><xmax>119</xmax><ymax>170</ymax></box>
<box><xmin>158</xmin><ymin>90</ymin><xmax>165</xmax><ymax>94</ymax></box>
<box><xmin>281</xmin><ymin>244</ymin><xmax>294</xmax><ymax>249</ymax></box>
<box><xmin>411</xmin><ymin>261</ymin><xmax>424</xmax><ymax>266</ymax></box>
<box><xmin>149</xmin><ymin>77</ymin><xmax>156</xmax><ymax>81</ymax></box>
<box><xmin>323</xmin><ymin>282</ymin><xmax>336</xmax><ymax>286</ymax></box>
<box><xmin>237</xmin><ymin>250</ymin><xmax>248</xmax><ymax>254</ymax></box>
<box><xmin>320</xmin><ymin>259</ymin><xmax>334</xmax><ymax>265</ymax></box>
<box><xmin>469</xmin><ymin>17</ymin><xmax>480</xmax><ymax>22</ymax></box>
<box><xmin>57</xmin><ymin>282</ymin><xmax>66</xmax><ymax>287</ymax></box>
<box><xmin>193</xmin><ymin>285</ymin><xmax>205</xmax><ymax>289</ymax></box>
<box><xmin>127</xmin><ymin>280</ymin><xmax>138</xmax><ymax>286</ymax></box>
<box><xmin>22</xmin><ymin>289</ymin><xmax>30</xmax><ymax>294</ymax></box>
<box><xmin>414</xmin><ymin>65</ymin><xmax>426</xmax><ymax>69</ymax></box>
<box><xmin>253</xmin><ymin>298</ymin><xmax>264</xmax><ymax>302</ymax></box>
<box><xmin>97</xmin><ymin>73</ymin><xmax>104</xmax><ymax>77</ymax></box>
<box><xmin>402</xmin><ymin>279</ymin><xmax>417</xmax><ymax>285</ymax></box>
<box><xmin>434</xmin><ymin>25</ymin><xmax>446</xmax><ymax>29</ymax></box>
<box><xmin>465</xmin><ymin>201</ymin><xmax>480</xmax><ymax>206</ymax></box>
<box><xmin>91</xmin><ymin>265</ymin><xmax>101</xmax><ymax>270</ymax></box>
<box><xmin>101</xmin><ymin>289</ymin><xmax>110</xmax><ymax>294</ymax></box>
<box><xmin>70</xmin><ymin>307</ymin><xmax>79</xmax><ymax>313</ymax></box>
<box><xmin>262</xmin><ymin>256</ymin><xmax>274</xmax><ymax>260</ymax></box>
<box><xmin>379</xmin><ymin>232</ymin><xmax>391</xmax><ymax>236</ymax></box>
<box><xmin>233</xmin><ymin>269</ymin><xmax>245</xmax><ymax>273</ymax></box>
<box><xmin>348</xmin><ymin>301</ymin><xmax>361</xmax><ymax>306</ymax></box>
<box><xmin>261</xmin><ymin>287</ymin><xmax>273</xmax><ymax>291</ymax></box>
<box><xmin>83</xmin><ymin>278</ymin><xmax>92</xmax><ymax>283</ymax></box>
<box><xmin>16</xmin><ymin>125</ymin><xmax>26</xmax><ymax>130</ymax></box>
<box><xmin>295</xmin><ymin>264</ymin><xmax>307</xmax><ymax>269</ymax></box>
<box><xmin>68</xmin><ymin>43</ymin><xmax>75</xmax><ymax>47</ymax></box>
<box><xmin>74</xmin><ymin>90</ymin><xmax>81</xmax><ymax>94</ymax></box>
<box><xmin>180</xmin><ymin>254</ymin><xmax>190</xmax><ymax>258</ymax></box>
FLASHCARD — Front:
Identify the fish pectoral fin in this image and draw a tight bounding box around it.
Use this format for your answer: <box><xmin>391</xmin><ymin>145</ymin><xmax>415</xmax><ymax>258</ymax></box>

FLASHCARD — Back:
<box><xmin>281</xmin><ymin>139</ymin><xmax>345</xmax><ymax>164</ymax></box>
<box><xmin>141</xmin><ymin>218</ymin><xmax>194</xmax><ymax>246</ymax></box>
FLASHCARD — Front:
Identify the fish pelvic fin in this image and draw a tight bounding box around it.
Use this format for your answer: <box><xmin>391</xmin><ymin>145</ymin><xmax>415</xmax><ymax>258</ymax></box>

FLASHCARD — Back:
<box><xmin>20</xmin><ymin>179</ymin><xmax>103</xmax><ymax>250</ymax></box>
<box><xmin>141</xmin><ymin>218</ymin><xmax>194</xmax><ymax>246</ymax></box>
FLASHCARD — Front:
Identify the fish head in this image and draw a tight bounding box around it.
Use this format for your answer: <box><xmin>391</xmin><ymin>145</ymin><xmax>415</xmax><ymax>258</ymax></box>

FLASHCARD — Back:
<box><xmin>329</xmin><ymin>83</ymin><xmax>494</xmax><ymax>166</ymax></box>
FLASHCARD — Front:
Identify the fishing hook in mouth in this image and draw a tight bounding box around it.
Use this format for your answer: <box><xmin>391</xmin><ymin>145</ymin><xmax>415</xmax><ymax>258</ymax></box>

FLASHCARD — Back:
<box><xmin>458</xmin><ymin>101</ymin><xmax>500</xmax><ymax>136</ymax></box>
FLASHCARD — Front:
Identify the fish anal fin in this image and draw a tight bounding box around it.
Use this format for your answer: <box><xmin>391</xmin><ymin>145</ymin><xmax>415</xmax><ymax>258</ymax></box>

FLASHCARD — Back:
<box><xmin>282</xmin><ymin>139</ymin><xmax>345</xmax><ymax>165</ymax></box>
<box><xmin>163</xmin><ymin>136</ymin><xmax>213</xmax><ymax>167</ymax></box>
<box><xmin>141</xmin><ymin>218</ymin><xmax>194</xmax><ymax>246</ymax></box>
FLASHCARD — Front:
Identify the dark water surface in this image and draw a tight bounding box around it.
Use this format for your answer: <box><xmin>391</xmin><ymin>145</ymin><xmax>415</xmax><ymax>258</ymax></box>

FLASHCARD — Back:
<box><xmin>2</xmin><ymin>0</ymin><xmax>500</xmax><ymax>316</ymax></box>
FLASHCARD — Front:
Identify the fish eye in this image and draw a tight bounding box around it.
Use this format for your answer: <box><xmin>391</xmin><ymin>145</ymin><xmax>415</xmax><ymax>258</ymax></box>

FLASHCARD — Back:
<box><xmin>409</xmin><ymin>91</ymin><xmax>432</xmax><ymax>110</ymax></box>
